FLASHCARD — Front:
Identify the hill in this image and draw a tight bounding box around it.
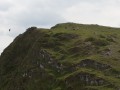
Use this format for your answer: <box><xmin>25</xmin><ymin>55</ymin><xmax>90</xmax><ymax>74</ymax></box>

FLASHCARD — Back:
<box><xmin>0</xmin><ymin>23</ymin><xmax>120</xmax><ymax>90</ymax></box>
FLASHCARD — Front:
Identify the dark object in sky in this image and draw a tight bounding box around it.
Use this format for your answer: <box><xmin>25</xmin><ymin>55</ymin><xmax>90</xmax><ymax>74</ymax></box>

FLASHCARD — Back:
<box><xmin>9</xmin><ymin>29</ymin><xmax>11</xmax><ymax>32</ymax></box>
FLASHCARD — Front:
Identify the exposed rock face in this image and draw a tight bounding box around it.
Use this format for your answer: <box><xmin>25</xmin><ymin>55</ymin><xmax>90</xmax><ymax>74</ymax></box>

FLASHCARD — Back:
<box><xmin>64</xmin><ymin>59</ymin><xmax>112</xmax><ymax>72</ymax></box>
<box><xmin>65</xmin><ymin>72</ymin><xmax>107</xmax><ymax>86</ymax></box>
<box><xmin>77</xmin><ymin>59</ymin><xmax>120</xmax><ymax>77</ymax></box>
<box><xmin>98</xmin><ymin>48</ymin><xmax>112</xmax><ymax>56</ymax></box>
<box><xmin>63</xmin><ymin>59</ymin><xmax>120</xmax><ymax>81</ymax></box>
<box><xmin>78</xmin><ymin>59</ymin><xmax>111</xmax><ymax>70</ymax></box>
<box><xmin>53</xmin><ymin>33</ymin><xmax>79</xmax><ymax>40</ymax></box>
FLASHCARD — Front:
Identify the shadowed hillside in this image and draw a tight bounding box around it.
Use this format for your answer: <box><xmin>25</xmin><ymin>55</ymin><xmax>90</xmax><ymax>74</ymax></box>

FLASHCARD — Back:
<box><xmin>0</xmin><ymin>23</ymin><xmax>120</xmax><ymax>90</ymax></box>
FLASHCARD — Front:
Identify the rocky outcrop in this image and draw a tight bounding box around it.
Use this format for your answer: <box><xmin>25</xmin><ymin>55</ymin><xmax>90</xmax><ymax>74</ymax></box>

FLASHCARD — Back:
<box><xmin>64</xmin><ymin>59</ymin><xmax>112</xmax><ymax>72</ymax></box>
<box><xmin>77</xmin><ymin>59</ymin><xmax>111</xmax><ymax>70</ymax></box>
<box><xmin>63</xmin><ymin>72</ymin><xmax>109</xmax><ymax>90</ymax></box>
<box><xmin>77</xmin><ymin>59</ymin><xmax>120</xmax><ymax>77</ymax></box>
<box><xmin>53</xmin><ymin>33</ymin><xmax>79</xmax><ymax>40</ymax></box>
<box><xmin>63</xmin><ymin>59</ymin><xmax>120</xmax><ymax>79</ymax></box>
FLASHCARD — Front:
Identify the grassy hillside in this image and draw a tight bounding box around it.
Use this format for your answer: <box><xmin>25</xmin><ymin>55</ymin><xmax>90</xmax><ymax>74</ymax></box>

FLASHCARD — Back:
<box><xmin>0</xmin><ymin>23</ymin><xmax>120</xmax><ymax>90</ymax></box>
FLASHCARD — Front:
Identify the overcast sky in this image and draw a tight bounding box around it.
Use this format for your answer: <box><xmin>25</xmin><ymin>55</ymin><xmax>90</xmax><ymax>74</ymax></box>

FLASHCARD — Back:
<box><xmin>0</xmin><ymin>0</ymin><xmax>120</xmax><ymax>54</ymax></box>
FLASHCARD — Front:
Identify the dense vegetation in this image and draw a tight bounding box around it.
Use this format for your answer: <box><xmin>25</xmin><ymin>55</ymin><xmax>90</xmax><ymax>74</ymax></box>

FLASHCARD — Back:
<box><xmin>0</xmin><ymin>23</ymin><xmax>120</xmax><ymax>90</ymax></box>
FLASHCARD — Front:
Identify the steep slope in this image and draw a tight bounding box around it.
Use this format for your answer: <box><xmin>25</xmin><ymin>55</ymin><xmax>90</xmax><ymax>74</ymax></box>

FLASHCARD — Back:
<box><xmin>0</xmin><ymin>23</ymin><xmax>120</xmax><ymax>90</ymax></box>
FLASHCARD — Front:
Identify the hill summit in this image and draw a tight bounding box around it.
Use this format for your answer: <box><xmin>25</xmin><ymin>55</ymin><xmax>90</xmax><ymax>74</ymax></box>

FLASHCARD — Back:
<box><xmin>0</xmin><ymin>23</ymin><xmax>120</xmax><ymax>90</ymax></box>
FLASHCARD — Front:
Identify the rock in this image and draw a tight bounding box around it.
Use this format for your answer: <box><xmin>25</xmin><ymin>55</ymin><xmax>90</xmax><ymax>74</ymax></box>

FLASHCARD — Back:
<box><xmin>65</xmin><ymin>72</ymin><xmax>107</xmax><ymax>86</ymax></box>
<box><xmin>77</xmin><ymin>59</ymin><xmax>111</xmax><ymax>70</ymax></box>
<box><xmin>40</xmin><ymin>64</ymin><xmax>44</xmax><ymax>69</ymax></box>
<box><xmin>53</xmin><ymin>33</ymin><xmax>79</xmax><ymax>40</ymax></box>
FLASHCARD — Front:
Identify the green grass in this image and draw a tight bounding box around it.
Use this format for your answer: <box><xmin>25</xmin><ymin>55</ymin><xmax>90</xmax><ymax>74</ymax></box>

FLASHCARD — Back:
<box><xmin>0</xmin><ymin>23</ymin><xmax>120</xmax><ymax>90</ymax></box>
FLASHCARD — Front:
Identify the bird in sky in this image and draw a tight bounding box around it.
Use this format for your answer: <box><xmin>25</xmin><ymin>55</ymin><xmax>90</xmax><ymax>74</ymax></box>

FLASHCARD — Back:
<box><xmin>9</xmin><ymin>29</ymin><xmax>11</xmax><ymax>32</ymax></box>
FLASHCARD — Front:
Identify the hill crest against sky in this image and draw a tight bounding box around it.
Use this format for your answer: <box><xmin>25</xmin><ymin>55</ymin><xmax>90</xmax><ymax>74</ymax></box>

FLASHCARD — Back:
<box><xmin>0</xmin><ymin>23</ymin><xmax>120</xmax><ymax>90</ymax></box>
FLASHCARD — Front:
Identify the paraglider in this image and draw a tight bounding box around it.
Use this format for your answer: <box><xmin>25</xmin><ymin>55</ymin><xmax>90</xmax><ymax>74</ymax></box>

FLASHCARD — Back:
<box><xmin>9</xmin><ymin>29</ymin><xmax>11</xmax><ymax>32</ymax></box>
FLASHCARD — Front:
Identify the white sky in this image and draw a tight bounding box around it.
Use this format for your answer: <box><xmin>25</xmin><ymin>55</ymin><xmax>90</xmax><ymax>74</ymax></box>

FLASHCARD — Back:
<box><xmin>0</xmin><ymin>0</ymin><xmax>120</xmax><ymax>54</ymax></box>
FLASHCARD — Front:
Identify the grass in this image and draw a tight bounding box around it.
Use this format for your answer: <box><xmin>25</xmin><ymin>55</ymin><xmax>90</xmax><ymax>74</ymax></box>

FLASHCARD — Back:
<box><xmin>0</xmin><ymin>23</ymin><xmax>120</xmax><ymax>90</ymax></box>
